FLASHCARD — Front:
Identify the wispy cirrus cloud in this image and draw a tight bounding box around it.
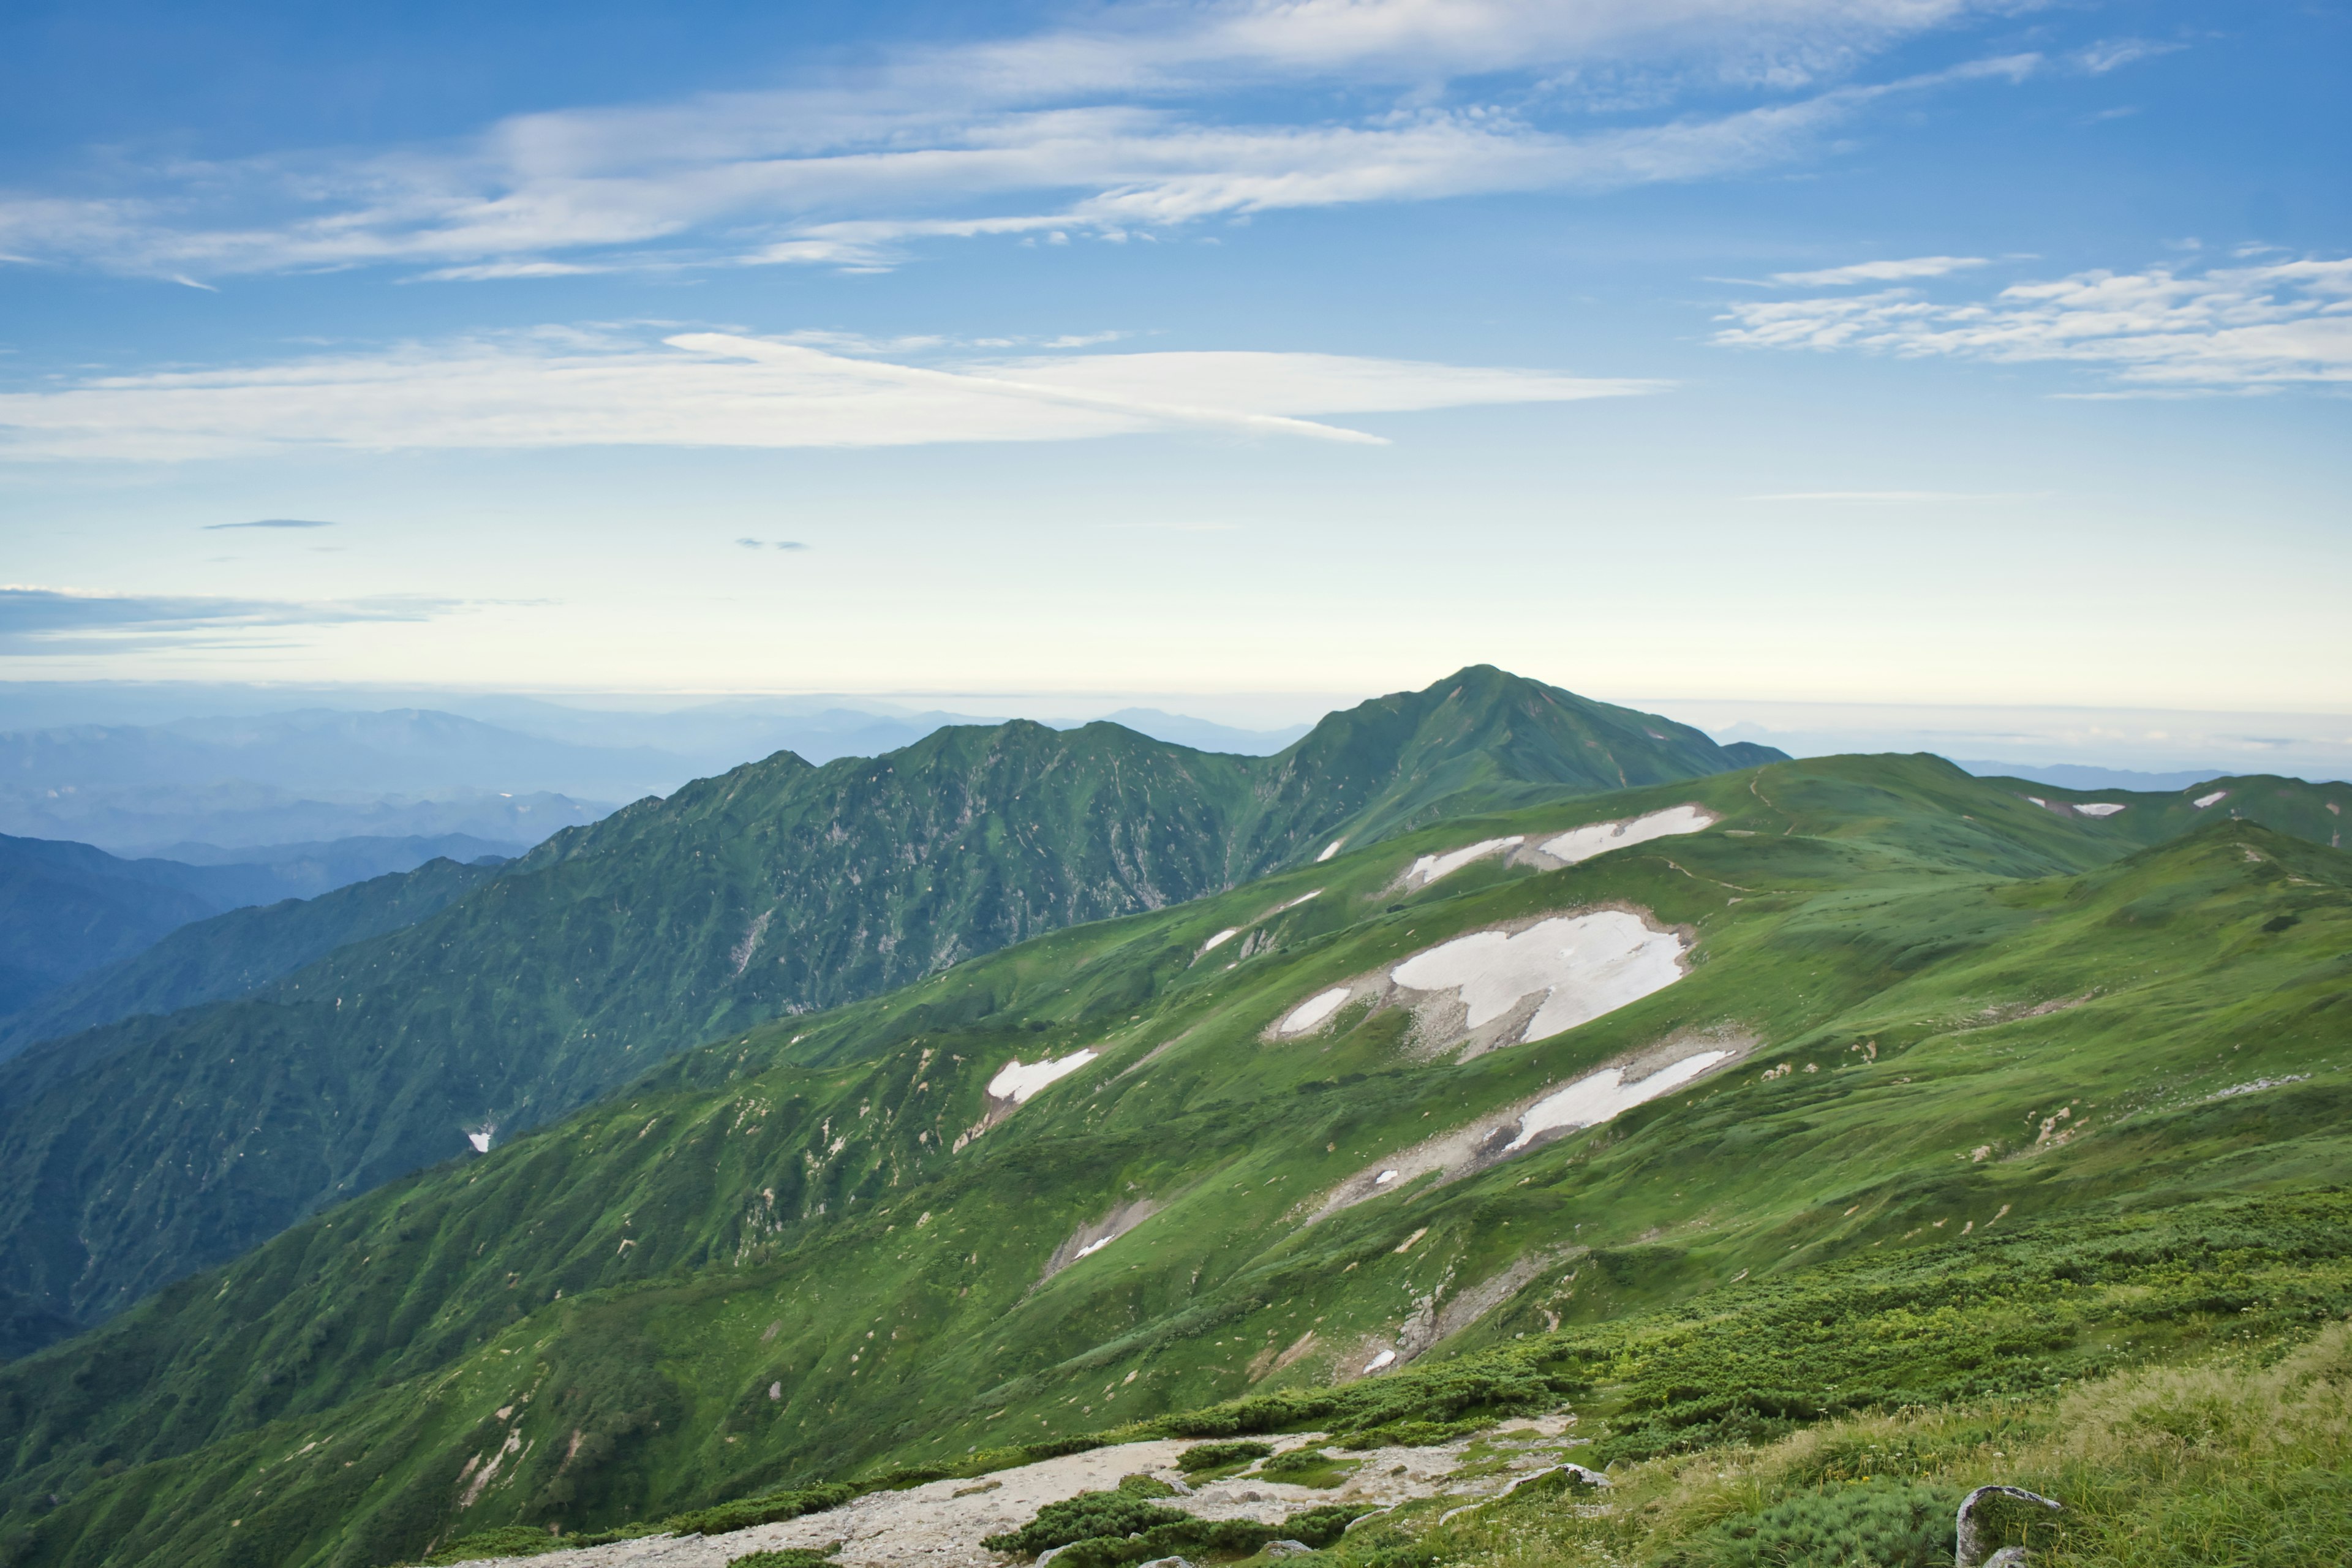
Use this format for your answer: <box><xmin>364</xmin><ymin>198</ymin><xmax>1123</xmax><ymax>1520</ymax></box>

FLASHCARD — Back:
<box><xmin>0</xmin><ymin>328</ymin><xmax>1659</xmax><ymax>461</ymax></box>
<box><xmin>1715</xmin><ymin>256</ymin><xmax>2352</xmax><ymax>390</ymax></box>
<box><xmin>0</xmin><ymin>1</ymin><xmax>2045</xmax><ymax>281</ymax></box>
<box><xmin>1768</xmin><ymin>254</ymin><xmax>1988</xmax><ymax>285</ymax></box>
<box><xmin>0</xmin><ymin>586</ymin><xmax>459</xmax><ymax>654</ymax></box>
<box><xmin>202</xmin><ymin>518</ymin><xmax>336</xmax><ymax>530</ymax></box>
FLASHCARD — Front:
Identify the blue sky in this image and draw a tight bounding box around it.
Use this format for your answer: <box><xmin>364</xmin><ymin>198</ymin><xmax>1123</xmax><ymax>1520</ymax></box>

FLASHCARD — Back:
<box><xmin>2</xmin><ymin>0</ymin><xmax>2346</xmax><ymax>718</ymax></box>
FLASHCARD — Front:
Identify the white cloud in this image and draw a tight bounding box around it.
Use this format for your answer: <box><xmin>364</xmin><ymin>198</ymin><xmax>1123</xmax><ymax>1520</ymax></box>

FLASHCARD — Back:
<box><xmin>0</xmin><ymin>2</ymin><xmax>2037</xmax><ymax>281</ymax></box>
<box><xmin>1714</xmin><ymin>256</ymin><xmax>2352</xmax><ymax>388</ymax></box>
<box><xmin>1769</xmin><ymin>254</ymin><xmax>1988</xmax><ymax>285</ymax></box>
<box><xmin>0</xmin><ymin>329</ymin><xmax>1659</xmax><ymax>461</ymax></box>
<box><xmin>2074</xmin><ymin>37</ymin><xmax>2183</xmax><ymax>75</ymax></box>
<box><xmin>0</xmin><ymin>585</ymin><xmax>459</xmax><ymax>652</ymax></box>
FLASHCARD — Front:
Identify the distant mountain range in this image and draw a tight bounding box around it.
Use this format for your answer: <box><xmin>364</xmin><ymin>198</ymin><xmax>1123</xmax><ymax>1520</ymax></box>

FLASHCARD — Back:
<box><xmin>1956</xmin><ymin>759</ymin><xmax>2230</xmax><ymax>791</ymax></box>
<box><xmin>0</xmin><ymin>668</ymin><xmax>1774</xmax><ymax>1348</ymax></box>
<box><xmin>0</xmin><ymin>831</ymin><xmax>516</xmax><ymax>1020</ymax></box>
<box><xmin>0</xmin><ymin>699</ymin><xmax>1310</xmax><ymax>859</ymax></box>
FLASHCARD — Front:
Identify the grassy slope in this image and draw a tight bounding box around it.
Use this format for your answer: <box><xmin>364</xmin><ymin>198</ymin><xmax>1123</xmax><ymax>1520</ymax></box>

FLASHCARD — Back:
<box><xmin>0</xmin><ymin>669</ymin><xmax>1761</xmax><ymax>1344</ymax></box>
<box><xmin>0</xmin><ymin>858</ymin><xmax>502</xmax><ymax>1065</ymax></box>
<box><xmin>0</xmin><ymin>756</ymin><xmax>2343</xmax><ymax>1566</ymax></box>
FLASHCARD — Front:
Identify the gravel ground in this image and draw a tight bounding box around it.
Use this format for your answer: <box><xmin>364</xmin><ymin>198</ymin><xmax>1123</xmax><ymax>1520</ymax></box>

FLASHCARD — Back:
<box><xmin>450</xmin><ymin>1417</ymin><xmax>1585</xmax><ymax>1568</ymax></box>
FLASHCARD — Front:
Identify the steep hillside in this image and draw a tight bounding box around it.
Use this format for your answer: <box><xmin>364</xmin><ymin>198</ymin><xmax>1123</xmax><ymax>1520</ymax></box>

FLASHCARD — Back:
<box><xmin>0</xmin><ymin>857</ymin><xmax>504</xmax><ymax>1063</ymax></box>
<box><xmin>0</xmin><ymin>669</ymin><xmax>1767</xmax><ymax>1344</ymax></box>
<box><xmin>1</xmin><ymin>755</ymin><xmax>2340</xmax><ymax>1568</ymax></box>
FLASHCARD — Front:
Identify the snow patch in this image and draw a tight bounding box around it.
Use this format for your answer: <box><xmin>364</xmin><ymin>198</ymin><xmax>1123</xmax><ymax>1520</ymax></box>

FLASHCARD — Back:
<box><xmin>1503</xmin><ymin>1052</ymin><xmax>1731</xmax><ymax>1150</ymax></box>
<box><xmin>1390</xmin><ymin>911</ymin><xmax>1685</xmax><ymax>1045</ymax></box>
<box><xmin>1537</xmin><ymin>804</ymin><xmax>1716</xmax><ymax>866</ymax></box>
<box><xmin>1316</xmin><ymin>839</ymin><xmax>1344</xmax><ymax>862</ymax></box>
<box><xmin>1295</xmin><ymin>1029</ymin><xmax>1755</xmax><ymax>1227</ymax></box>
<box><xmin>2073</xmin><ymin>802</ymin><xmax>2126</xmax><ymax>818</ymax></box>
<box><xmin>1041</xmin><ymin>1197</ymin><xmax>1159</xmax><ymax>1283</ymax></box>
<box><xmin>1199</xmin><ymin>928</ymin><xmax>1240</xmax><ymax>956</ymax></box>
<box><xmin>988</xmin><ymin>1052</ymin><xmax>1099</xmax><ymax>1104</ymax></box>
<box><xmin>466</xmin><ymin>1121</ymin><xmax>497</xmax><ymax>1155</ymax></box>
<box><xmin>1280</xmin><ymin>987</ymin><xmax>1353</xmax><ymax>1035</ymax></box>
<box><xmin>1363</xmin><ymin>1350</ymin><xmax>1397</xmax><ymax>1373</ymax></box>
<box><xmin>1283</xmin><ymin>890</ymin><xmax>1322</xmax><ymax>910</ymax></box>
<box><xmin>2194</xmin><ymin>790</ymin><xmax>2230</xmax><ymax>809</ymax></box>
<box><xmin>1397</xmin><ymin>836</ymin><xmax>1523</xmax><ymax>892</ymax></box>
<box><xmin>2206</xmin><ymin>1074</ymin><xmax>2310</xmax><ymax>1102</ymax></box>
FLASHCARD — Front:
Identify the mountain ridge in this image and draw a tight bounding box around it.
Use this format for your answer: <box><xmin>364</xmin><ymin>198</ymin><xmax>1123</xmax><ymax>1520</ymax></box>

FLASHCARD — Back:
<box><xmin>0</xmin><ymin>668</ymin><xmax>1773</xmax><ymax>1346</ymax></box>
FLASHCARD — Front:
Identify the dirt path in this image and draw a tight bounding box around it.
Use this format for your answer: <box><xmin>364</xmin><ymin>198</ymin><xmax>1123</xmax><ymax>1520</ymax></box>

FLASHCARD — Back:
<box><xmin>454</xmin><ymin>1418</ymin><xmax>1585</xmax><ymax>1568</ymax></box>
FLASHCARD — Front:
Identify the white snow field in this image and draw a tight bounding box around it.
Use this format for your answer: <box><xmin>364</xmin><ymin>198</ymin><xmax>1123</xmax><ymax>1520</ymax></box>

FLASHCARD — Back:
<box><xmin>1316</xmin><ymin>838</ymin><xmax>1345</xmax><ymax>862</ymax></box>
<box><xmin>1502</xmin><ymin>1051</ymin><xmax>1732</xmax><ymax>1150</ymax></box>
<box><xmin>987</xmin><ymin>1050</ymin><xmax>1099</xmax><ymax>1104</ymax></box>
<box><xmin>2195</xmin><ymin>790</ymin><xmax>2230</xmax><ymax>809</ymax></box>
<box><xmin>1297</xmin><ymin>1030</ymin><xmax>1754</xmax><ymax>1227</ymax></box>
<box><xmin>1537</xmin><ymin>804</ymin><xmax>1715</xmax><ymax>865</ymax></box>
<box><xmin>1199</xmin><ymin>927</ymin><xmax>1241</xmax><ymax>955</ymax></box>
<box><xmin>1389</xmin><ymin>911</ymin><xmax>1685</xmax><ymax>1046</ymax></box>
<box><xmin>1279</xmin><ymin>987</ymin><xmax>1354</xmax><ymax>1035</ymax></box>
<box><xmin>2073</xmin><ymin>802</ymin><xmax>2127</xmax><ymax>818</ymax></box>
<box><xmin>1397</xmin><ymin>835</ymin><xmax>1523</xmax><ymax>891</ymax></box>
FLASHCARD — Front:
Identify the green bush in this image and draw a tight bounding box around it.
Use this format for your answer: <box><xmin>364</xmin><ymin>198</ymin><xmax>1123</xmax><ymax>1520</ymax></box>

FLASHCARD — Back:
<box><xmin>1659</xmin><ymin>1482</ymin><xmax>1958</xmax><ymax>1568</ymax></box>
<box><xmin>661</xmin><ymin>1481</ymin><xmax>860</xmax><ymax>1537</ymax></box>
<box><xmin>417</xmin><ymin>1525</ymin><xmax>562</xmax><ymax>1563</ymax></box>
<box><xmin>1333</xmin><ymin>1419</ymin><xmax>1486</xmax><ymax>1450</ymax></box>
<box><xmin>983</xmin><ymin>1491</ymin><xmax>1373</xmax><ymax>1567</ymax></box>
<box><xmin>1257</xmin><ymin>1449</ymin><xmax>1357</xmax><ymax>1488</ymax></box>
<box><xmin>726</xmin><ymin>1553</ymin><xmax>842</xmax><ymax>1568</ymax></box>
<box><xmin>1177</xmin><ymin>1440</ymin><xmax>1273</xmax><ymax>1474</ymax></box>
<box><xmin>1117</xmin><ymin>1474</ymin><xmax>1178</xmax><ymax>1498</ymax></box>
<box><xmin>982</xmin><ymin>1490</ymin><xmax>1194</xmax><ymax>1554</ymax></box>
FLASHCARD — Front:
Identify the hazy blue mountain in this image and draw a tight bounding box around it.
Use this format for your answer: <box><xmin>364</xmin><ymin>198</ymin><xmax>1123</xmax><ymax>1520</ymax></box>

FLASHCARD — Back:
<box><xmin>1956</xmin><ymin>759</ymin><xmax>2231</xmax><ymax>791</ymax></box>
<box><xmin>0</xmin><ymin>708</ymin><xmax>682</xmax><ymax>801</ymax></box>
<box><xmin>135</xmin><ymin>832</ymin><xmax>521</xmax><ymax>884</ymax></box>
<box><xmin>0</xmin><ymin>855</ymin><xmax>506</xmax><ymax>1063</ymax></box>
<box><xmin>0</xmin><ymin>837</ymin><xmax>227</xmax><ymax>1016</ymax></box>
<box><xmin>2</xmin><ymin>781</ymin><xmax>609</xmax><ymax>856</ymax></box>
<box><xmin>1088</xmin><ymin>707</ymin><xmax>1312</xmax><ymax>754</ymax></box>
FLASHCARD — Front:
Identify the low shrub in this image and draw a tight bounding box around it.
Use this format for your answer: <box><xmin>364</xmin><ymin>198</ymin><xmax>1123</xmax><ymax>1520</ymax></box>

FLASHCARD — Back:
<box><xmin>1178</xmin><ymin>1441</ymin><xmax>1273</xmax><ymax>1474</ymax></box>
<box><xmin>417</xmin><ymin>1525</ymin><xmax>564</xmax><ymax>1562</ymax></box>
<box><xmin>983</xmin><ymin>1491</ymin><xmax>1373</xmax><ymax>1566</ymax></box>
<box><xmin>1655</xmin><ymin>1481</ymin><xmax>1958</xmax><ymax>1568</ymax></box>
<box><xmin>1257</xmin><ymin>1449</ymin><xmax>1357</xmax><ymax>1488</ymax></box>
<box><xmin>661</xmin><ymin>1481</ymin><xmax>859</xmax><ymax>1537</ymax></box>
<box><xmin>982</xmin><ymin>1490</ymin><xmax>1194</xmax><ymax>1554</ymax></box>
<box><xmin>1118</xmin><ymin>1474</ymin><xmax>1178</xmax><ymax>1498</ymax></box>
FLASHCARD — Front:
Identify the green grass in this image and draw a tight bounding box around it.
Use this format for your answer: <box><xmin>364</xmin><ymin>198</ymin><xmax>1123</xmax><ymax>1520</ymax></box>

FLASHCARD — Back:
<box><xmin>0</xmin><ymin>754</ymin><xmax>2344</xmax><ymax>1568</ymax></box>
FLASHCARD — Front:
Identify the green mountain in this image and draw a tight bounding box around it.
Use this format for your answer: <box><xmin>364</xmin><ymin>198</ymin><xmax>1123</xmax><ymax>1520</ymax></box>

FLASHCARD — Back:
<box><xmin>0</xmin><ymin>857</ymin><xmax>503</xmax><ymax>1063</ymax></box>
<box><xmin>0</xmin><ymin>669</ymin><xmax>1770</xmax><ymax>1346</ymax></box>
<box><xmin>0</xmin><ymin>753</ymin><xmax>2341</xmax><ymax>1568</ymax></box>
